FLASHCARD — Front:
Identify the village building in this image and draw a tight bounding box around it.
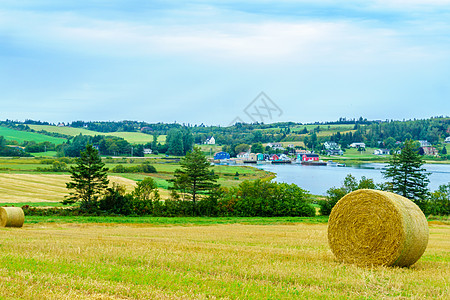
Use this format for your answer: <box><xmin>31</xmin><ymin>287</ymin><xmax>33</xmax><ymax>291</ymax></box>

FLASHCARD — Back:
<box><xmin>205</xmin><ymin>136</ymin><xmax>215</xmax><ymax>145</ymax></box>
<box><xmin>298</xmin><ymin>153</ymin><xmax>319</xmax><ymax>162</ymax></box>
<box><xmin>373</xmin><ymin>149</ymin><xmax>390</xmax><ymax>155</ymax></box>
<box><xmin>349</xmin><ymin>142</ymin><xmax>366</xmax><ymax>149</ymax></box>
<box><xmin>445</xmin><ymin>136</ymin><xmax>450</xmax><ymax>143</ymax></box>
<box><xmin>420</xmin><ymin>146</ymin><xmax>438</xmax><ymax>156</ymax></box>
<box><xmin>214</xmin><ymin>152</ymin><xmax>230</xmax><ymax>160</ymax></box>
<box><xmin>143</xmin><ymin>148</ymin><xmax>152</xmax><ymax>155</ymax></box>
<box><xmin>418</xmin><ymin>140</ymin><xmax>431</xmax><ymax>147</ymax></box>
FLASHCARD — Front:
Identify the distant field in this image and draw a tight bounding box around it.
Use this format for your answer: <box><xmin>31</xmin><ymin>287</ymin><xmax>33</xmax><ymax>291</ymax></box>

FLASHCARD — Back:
<box><xmin>0</xmin><ymin>126</ymin><xmax>66</xmax><ymax>144</ymax></box>
<box><xmin>29</xmin><ymin>125</ymin><xmax>166</xmax><ymax>144</ymax></box>
<box><xmin>0</xmin><ymin>222</ymin><xmax>448</xmax><ymax>299</ymax></box>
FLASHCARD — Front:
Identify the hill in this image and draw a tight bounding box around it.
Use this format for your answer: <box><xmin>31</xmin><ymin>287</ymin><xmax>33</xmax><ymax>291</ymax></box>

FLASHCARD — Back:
<box><xmin>0</xmin><ymin>126</ymin><xmax>66</xmax><ymax>144</ymax></box>
<box><xmin>28</xmin><ymin>125</ymin><xmax>166</xmax><ymax>144</ymax></box>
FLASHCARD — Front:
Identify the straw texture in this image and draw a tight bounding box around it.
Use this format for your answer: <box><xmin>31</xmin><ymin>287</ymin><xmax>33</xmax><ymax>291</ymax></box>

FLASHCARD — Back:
<box><xmin>328</xmin><ymin>189</ymin><xmax>428</xmax><ymax>267</ymax></box>
<box><xmin>0</xmin><ymin>207</ymin><xmax>25</xmax><ymax>227</ymax></box>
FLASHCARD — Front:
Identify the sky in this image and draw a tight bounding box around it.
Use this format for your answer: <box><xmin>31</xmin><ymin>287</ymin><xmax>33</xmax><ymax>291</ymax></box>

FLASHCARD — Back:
<box><xmin>1</xmin><ymin>0</ymin><xmax>450</xmax><ymax>126</ymax></box>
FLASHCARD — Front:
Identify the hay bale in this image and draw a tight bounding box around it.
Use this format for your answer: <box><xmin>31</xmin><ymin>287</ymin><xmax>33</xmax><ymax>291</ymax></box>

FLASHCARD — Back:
<box><xmin>328</xmin><ymin>189</ymin><xmax>428</xmax><ymax>267</ymax></box>
<box><xmin>0</xmin><ymin>207</ymin><xmax>25</xmax><ymax>228</ymax></box>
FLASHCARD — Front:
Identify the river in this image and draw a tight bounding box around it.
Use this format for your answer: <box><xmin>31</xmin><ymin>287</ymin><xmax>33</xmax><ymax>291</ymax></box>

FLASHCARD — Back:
<box><xmin>254</xmin><ymin>163</ymin><xmax>450</xmax><ymax>195</ymax></box>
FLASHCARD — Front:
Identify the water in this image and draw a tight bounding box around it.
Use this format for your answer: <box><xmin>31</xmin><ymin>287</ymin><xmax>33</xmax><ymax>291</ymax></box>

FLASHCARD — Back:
<box><xmin>254</xmin><ymin>163</ymin><xmax>450</xmax><ymax>195</ymax></box>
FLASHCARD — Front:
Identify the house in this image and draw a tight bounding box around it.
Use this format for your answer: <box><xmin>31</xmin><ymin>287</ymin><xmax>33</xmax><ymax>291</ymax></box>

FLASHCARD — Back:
<box><xmin>420</xmin><ymin>146</ymin><xmax>438</xmax><ymax>156</ymax></box>
<box><xmin>205</xmin><ymin>136</ymin><xmax>215</xmax><ymax>145</ymax></box>
<box><xmin>287</xmin><ymin>144</ymin><xmax>295</xmax><ymax>149</ymax></box>
<box><xmin>247</xmin><ymin>153</ymin><xmax>257</xmax><ymax>161</ymax></box>
<box><xmin>324</xmin><ymin>141</ymin><xmax>340</xmax><ymax>150</ymax></box>
<box><xmin>298</xmin><ymin>153</ymin><xmax>319</xmax><ymax>162</ymax></box>
<box><xmin>418</xmin><ymin>140</ymin><xmax>431</xmax><ymax>147</ymax></box>
<box><xmin>237</xmin><ymin>152</ymin><xmax>250</xmax><ymax>159</ymax></box>
<box><xmin>295</xmin><ymin>149</ymin><xmax>311</xmax><ymax>154</ymax></box>
<box><xmin>214</xmin><ymin>152</ymin><xmax>230</xmax><ymax>160</ymax></box>
<box><xmin>256</xmin><ymin>153</ymin><xmax>266</xmax><ymax>161</ymax></box>
<box><xmin>57</xmin><ymin>122</ymin><xmax>65</xmax><ymax>127</ymax></box>
<box><xmin>269</xmin><ymin>154</ymin><xmax>280</xmax><ymax>161</ymax></box>
<box><xmin>374</xmin><ymin>149</ymin><xmax>390</xmax><ymax>155</ymax></box>
<box><xmin>279</xmin><ymin>154</ymin><xmax>290</xmax><ymax>161</ymax></box>
<box><xmin>326</xmin><ymin>149</ymin><xmax>344</xmax><ymax>156</ymax></box>
<box><xmin>445</xmin><ymin>136</ymin><xmax>450</xmax><ymax>143</ymax></box>
<box><xmin>349</xmin><ymin>142</ymin><xmax>365</xmax><ymax>149</ymax></box>
<box><xmin>143</xmin><ymin>148</ymin><xmax>152</xmax><ymax>155</ymax></box>
<box><xmin>267</xmin><ymin>143</ymin><xmax>285</xmax><ymax>150</ymax></box>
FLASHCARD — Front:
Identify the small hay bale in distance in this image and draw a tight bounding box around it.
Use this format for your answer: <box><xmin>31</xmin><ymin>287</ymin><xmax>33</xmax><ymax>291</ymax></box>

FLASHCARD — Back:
<box><xmin>328</xmin><ymin>189</ymin><xmax>428</xmax><ymax>267</ymax></box>
<box><xmin>0</xmin><ymin>207</ymin><xmax>25</xmax><ymax>228</ymax></box>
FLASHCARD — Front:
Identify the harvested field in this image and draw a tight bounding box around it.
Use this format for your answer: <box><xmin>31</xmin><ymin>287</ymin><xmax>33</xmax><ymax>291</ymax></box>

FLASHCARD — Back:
<box><xmin>0</xmin><ymin>222</ymin><xmax>448</xmax><ymax>299</ymax></box>
<box><xmin>0</xmin><ymin>174</ymin><xmax>137</xmax><ymax>203</ymax></box>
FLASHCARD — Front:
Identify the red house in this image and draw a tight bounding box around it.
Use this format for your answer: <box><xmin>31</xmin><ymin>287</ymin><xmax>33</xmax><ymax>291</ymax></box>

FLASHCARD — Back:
<box><xmin>301</xmin><ymin>153</ymin><xmax>319</xmax><ymax>162</ymax></box>
<box><xmin>269</xmin><ymin>154</ymin><xmax>280</xmax><ymax>161</ymax></box>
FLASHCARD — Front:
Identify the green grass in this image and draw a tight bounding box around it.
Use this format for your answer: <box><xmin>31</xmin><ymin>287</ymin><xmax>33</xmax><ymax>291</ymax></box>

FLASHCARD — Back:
<box><xmin>0</xmin><ymin>126</ymin><xmax>66</xmax><ymax>144</ymax></box>
<box><xmin>28</xmin><ymin>124</ymin><xmax>166</xmax><ymax>144</ymax></box>
<box><xmin>24</xmin><ymin>216</ymin><xmax>329</xmax><ymax>225</ymax></box>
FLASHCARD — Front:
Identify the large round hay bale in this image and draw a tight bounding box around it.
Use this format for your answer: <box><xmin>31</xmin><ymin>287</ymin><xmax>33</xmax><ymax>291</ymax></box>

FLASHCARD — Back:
<box><xmin>0</xmin><ymin>207</ymin><xmax>25</xmax><ymax>228</ymax></box>
<box><xmin>328</xmin><ymin>189</ymin><xmax>428</xmax><ymax>267</ymax></box>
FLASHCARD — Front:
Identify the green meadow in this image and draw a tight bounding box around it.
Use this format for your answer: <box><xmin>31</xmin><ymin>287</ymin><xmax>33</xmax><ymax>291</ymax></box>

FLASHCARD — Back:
<box><xmin>0</xmin><ymin>126</ymin><xmax>66</xmax><ymax>144</ymax></box>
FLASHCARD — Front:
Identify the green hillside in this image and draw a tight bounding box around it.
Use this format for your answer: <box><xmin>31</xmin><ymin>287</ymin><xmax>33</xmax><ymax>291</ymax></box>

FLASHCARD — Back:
<box><xmin>0</xmin><ymin>126</ymin><xmax>66</xmax><ymax>144</ymax></box>
<box><xmin>29</xmin><ymin>125</ymin><xmax>166</xmax><ymax>144</ymax></box>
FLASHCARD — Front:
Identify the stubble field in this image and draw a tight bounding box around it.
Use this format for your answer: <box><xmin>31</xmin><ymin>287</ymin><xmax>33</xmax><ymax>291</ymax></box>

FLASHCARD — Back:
<box><xmin>0</xmin><ymin>222</ymin><xmax>448</xmax><ymax>299</ymax></box>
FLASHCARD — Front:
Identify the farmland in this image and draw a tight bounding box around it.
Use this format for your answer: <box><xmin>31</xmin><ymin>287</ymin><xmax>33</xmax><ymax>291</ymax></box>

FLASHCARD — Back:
<box><xmin>0</xmin><ymin>157</ymin><xmax>272</xmax><ymax>203</ymax></box>
<box><xmin>0</xmin><ymin>126</ymin><xmax>66</xmax><ymax>144</ymax></box>
<box><xmin>0</xmin><ymin>220</ymin><xmax>448</xmax><ymax>299</ymax></box>
<box><xmin>28</xmin><ymin>124</ymin><xmax>167</xmax><ymax>144</ymax></box>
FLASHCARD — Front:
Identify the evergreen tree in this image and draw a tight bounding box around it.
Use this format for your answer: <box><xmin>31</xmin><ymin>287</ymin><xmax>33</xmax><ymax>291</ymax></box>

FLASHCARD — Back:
<box><xmin>170</xmin><ymin>147</ymin><xmax>219</xmax><ymax>215</ymax></box>
<box><xmin>442</xmin><ymin>146</ymin><xmax>447</xmax><ymax>155</ymax></box>
<box><xmin>382</xmin><ymin>139</ymin><xmax>430</xmax><ymax>203</ymax></box>
<box><xmin>65</xmin><ymin>144</ymin><xmax>109</xmax><ymax>211</ymax></box>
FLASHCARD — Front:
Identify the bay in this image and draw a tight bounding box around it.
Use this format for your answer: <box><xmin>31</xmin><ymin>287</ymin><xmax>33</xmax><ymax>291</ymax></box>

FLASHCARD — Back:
<box><xmin>254</xmin><ymin>163</ymin><xmax>450</xmax><ymax>195</ymax></box>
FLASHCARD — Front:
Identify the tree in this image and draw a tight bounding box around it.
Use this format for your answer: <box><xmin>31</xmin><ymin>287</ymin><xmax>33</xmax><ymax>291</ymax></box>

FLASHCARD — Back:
<box><xmin>382</xmin><ymin>139</ymin><xmax>430</xmax><ymax>204</ymax></box>
<box><xmin>251</xmin><ymin>142</ymin><xmax>264</xmax><ymax>154</ymax></box>
<box><xmin>170</xmin><ymin>147</ymin><xmax>219</xmax><ymax>215</ymax></box>
<box><xmin>166</xmin><ymin>129</ymin><xmax>184</xmax><ymax>156</ymax></box>
<box><xmin>442</xmin><ymin>146</ymin><xmax>447</xmax><ymax>155</ymax></box>
<box><xmin>65</xmin><ymin>144</ymin><xmax>109</xmax><ymax>211</ymax></box>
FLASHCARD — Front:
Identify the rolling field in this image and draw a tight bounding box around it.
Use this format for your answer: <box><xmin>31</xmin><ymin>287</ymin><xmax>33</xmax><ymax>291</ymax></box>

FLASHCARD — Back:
<box><xmin>0</xmin><ymin>222</ymin><xmax>448</xmax><ymax>299</ymax></box>
<box><xmin>0</xmin><ymin>126</ymin><xmax>66</xmax><ymax>144</ymax></box>
<box><xmin>0</xmin><ymin>174</ymin><xmax>137</xmax><ymax>203</ymax></box>
<box><xmin>28</xmin><ymin>125</ymin><xmax>166</xmax><ymax>144</ymax></box>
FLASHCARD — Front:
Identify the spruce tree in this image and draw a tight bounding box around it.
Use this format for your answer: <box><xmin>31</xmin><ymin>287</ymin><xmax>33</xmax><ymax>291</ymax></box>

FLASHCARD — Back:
<box><xmin>65</xmin><ymin>144</ymin><xmax>109</xmax><ymax>211</ymax></box>
<box><xmin>382</xmin><ymin>140</ymin><xmax>430</xmax><ymax>203</ymax></box>
<box><xmin>170</xmin><ymin>147</ymin><xmax>219</xmax><ymax>215</ymax></box>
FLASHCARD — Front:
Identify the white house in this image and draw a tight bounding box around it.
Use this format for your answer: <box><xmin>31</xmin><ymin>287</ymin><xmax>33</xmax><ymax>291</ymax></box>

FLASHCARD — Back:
<box><xmin>418</xmin><ymin>140</ymin><xmax>431</xmax><ymax>147</ymax></box>
<box><xmin>374</xmin><ymin>149</ymin><xmax>390</xmax><ymax>155</ymax></box>
<box><xmin>205</xmin><ymin>136</ymin><xmax>215</xmax><ymax>145</ymax></box>
<box><xmin>237</xmin><ymin>152</ymin><xmax>250</xmax><ymax>159</ymax></box>
<box><xmin>143</xmin><ymin>148</ymin><xmax>152</xmax><ymax>154</ymax></box>
<box><xmin>445</xmin><ymin>136</ymin><xmax>450</xmax><ymax>143</ymax></box>
<box><xmin>349</xmin><ymin>142</ymin><xmax>366</xmax><ymax>148</ymax></box>
<box><xmin>324</xmin><ymin>141</ymin><xmax>340</xmax><ymax>150</ymax></box>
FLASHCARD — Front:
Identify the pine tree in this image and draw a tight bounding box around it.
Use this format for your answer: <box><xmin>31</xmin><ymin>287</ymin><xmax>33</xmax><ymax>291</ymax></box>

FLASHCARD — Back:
<box><xmin>382</xmin><ymin>140</ymin><xmax>430</xmax><ymax>203</ymax></box>
<box><xmin>65</xmin><ymin>144</ymin><xmax>109</xmax><ymax>211</ymax></box>
<box><xmin>170</xmin><ymin>147</ymin><xmax>219</xmax><ymax>215</ymax></box>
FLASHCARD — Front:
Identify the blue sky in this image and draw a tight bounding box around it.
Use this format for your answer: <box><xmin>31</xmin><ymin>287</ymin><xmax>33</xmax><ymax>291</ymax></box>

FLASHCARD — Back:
<box><xmin>1</xmin><ymin>1</ymin><xmax>449</xmax><ymax>125</ymax></box>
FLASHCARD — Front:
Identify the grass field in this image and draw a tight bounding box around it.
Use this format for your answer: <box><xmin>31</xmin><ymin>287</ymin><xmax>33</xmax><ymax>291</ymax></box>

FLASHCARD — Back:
<box><xmin>0</xmin><ymin>174</ymin><xmax>137</xmax><ymax>203</ymax></box>
<box><xmin>0</xmin><ymin>221</ymin><xmax>448</xmax><ymax>299</ymax></box>
<box><xmin>28</xmin><ymin>125</ymin><xmax>167</xmax><ymax>144</ymax></box>
<box><xmin>0</xmin><ymin>126</ymin><xmax>66</xmax><ymax>144</ymax></box>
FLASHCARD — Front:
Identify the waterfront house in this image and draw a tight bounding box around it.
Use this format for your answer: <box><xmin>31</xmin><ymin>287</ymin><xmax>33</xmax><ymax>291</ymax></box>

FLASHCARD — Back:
<box><xmin>298</xmin><ymin>153</ymin><xmax>319</xmax><ymax>162</ymax></box>
<box><xmin>237</xmin><ymin>152</ymin><xmax>250</xmax><ymax>159</ymax></box>
<box><xmin>214</xmin><ymin>152</ymin><xmax>230</xmax><ymax>160</ymax></box>
<box><xmin>269</xmin><ymin>154</ymin><xmax>280</xmax><ymax>161</ymax></box>
<box><xmin>445</xmin><ymin>136</ymin><xmax>450</xmax><ymax>143</ymax></box>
